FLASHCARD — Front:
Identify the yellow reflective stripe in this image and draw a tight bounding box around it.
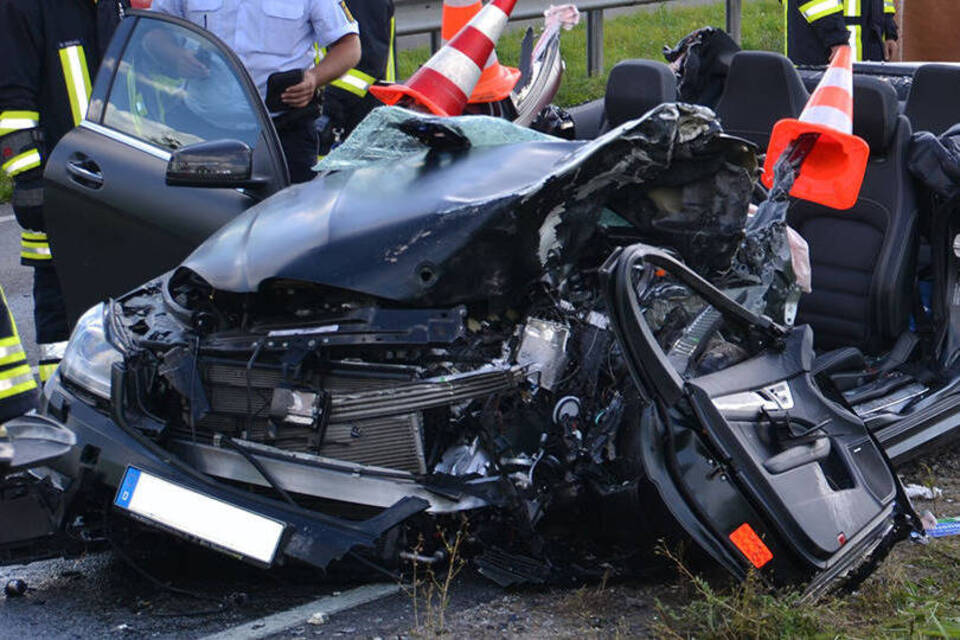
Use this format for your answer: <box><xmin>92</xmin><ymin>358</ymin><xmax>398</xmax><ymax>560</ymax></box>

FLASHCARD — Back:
<box><xmin>2</xmin><ymin>148</ymin><xmax>41</xmax><ymax>177</ymax></box>
<box><xmin>21</xmin><ymin>240</ymin><xmax>53</xmax><ymax>260</ymax></box>
<box><xmin>848</xmin><ymin>25</ymin><xmax>863</xmax><ymax>61</ymax></box>
<box><xmin>21</xmin><ymin>231</ymin><xmax>47</xmax><ymax>242</ymax></box>
<box><xmin>348</xmin><ymin>68</ymin><xmax>376</xmax><ymax>85</ymax></box>
<box><xmin>0</xmin><ymin>364</ymin><xmax>37</xmax><ymax>399</ymax></box>
<box><xmin>330</xmin><ymin>78</ymin><xmax>366</xmax><ymax>97</ymax></box>
<box><xmin>800</xmin><ymin>0</ymin><xmax>844</xmax><ymax>21</ymax></box>
<box><xmin>844</xmin><ymin>0</ymin><xmax>860</xmax><ymax>17</ymax></box>
<box><xmin>883</xmin><ymin>0</ymin><xmax>895</xmax><ymax>12</ymax></box>
<box><xmin>313</xmin><ymin>42</ymin><xmax>322</xmax><ymax>66</ymax></box>
<box><xmin>59</xmin><ymin>44</ymin><xmax>92</xmax><ymax>126</ymax></box>
<box><xmin>0</xmin><ymin>288</ymin><xmax>21</xmax><ymax>344</ymax></box>
<box><xmin>0</xmin><ymin>342</ymin><xmax>26</xmax><ymax>368</ymax></box>
<box><xmin>0</xmin><ymin>110</ymin><xmax>39</xmax><ymax>136</ymax></box>
<box><xmin>331</xmin><ymin>69</ymin><xmax>375</xmax><ymax>97</ymax></box>
<box><xmin>38</xmin><ymin>363</ymin><xmax>59</xmax><ymax>383</ymax></box>
<box><xmin>385</xmin><ymin>16</ymin><xmax>397</xmax><ymax>83</ymax></box>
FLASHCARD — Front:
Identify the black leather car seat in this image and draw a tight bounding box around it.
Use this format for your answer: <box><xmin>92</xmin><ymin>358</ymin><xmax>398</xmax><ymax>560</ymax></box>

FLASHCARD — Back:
<box><xmin>714</xmin><ymin>51</ymin><xmax>809</xmax><ymax>149</ymax></box>
<box><xmin>788</xmin><ymin>76</ymin><xmax>919</xmax><ymax>354</ymax></box>
<box><xmin>567</xmin><ymin>59</ymin><xmax>676</xmax><ymax>139</ymax></box>
<box><xmin>904</xmin><ymin>64</ymin><xmax>960</xmax><ymax>135</ymax></box>
<box><xmin>602</xmin><ymin>59</ymin><xmax>677</xmax><ymax>130</ymax></box>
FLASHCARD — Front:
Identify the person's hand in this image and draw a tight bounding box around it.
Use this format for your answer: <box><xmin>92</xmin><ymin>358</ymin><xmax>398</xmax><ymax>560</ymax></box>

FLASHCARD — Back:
<box><xmin>281</xmin><ymin>69</ymin><xmax>319</xmax><ymax>108</ymax></box>
<box><xmin>885</xmin><ymin>39</ymin><xmax>899</xmax><ymax>61</ymax></box>
<box><xmin>176</xmin><ymin>50</ymin><xmax>209</xmax><ymax>78</ymax></box>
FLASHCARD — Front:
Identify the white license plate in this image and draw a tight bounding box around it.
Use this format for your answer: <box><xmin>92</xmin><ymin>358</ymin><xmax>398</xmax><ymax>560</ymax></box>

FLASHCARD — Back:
<box><xmin>114</xmin><ymin>466</ymin><xmax>285</xmax><ymax>564</ymax></box>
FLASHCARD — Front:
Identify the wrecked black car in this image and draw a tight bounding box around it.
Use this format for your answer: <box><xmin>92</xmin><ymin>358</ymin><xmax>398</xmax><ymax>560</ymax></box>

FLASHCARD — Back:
<box><xmin>2</xmin><ymin>103</ymin><xmax>924</xmax><ymax>597</ymax></box>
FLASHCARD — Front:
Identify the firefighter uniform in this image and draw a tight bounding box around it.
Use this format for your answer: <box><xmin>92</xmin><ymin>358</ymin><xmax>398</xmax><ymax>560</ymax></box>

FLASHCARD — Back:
<box><xmin>320</xmin><ymin>0</ymin><xmax>396</xmax><ymax>148</ymax></box>
<box><xmin>786</xmin><ymin>0</ymin><xmax>898</xmax><ymax>65</ymax></box>
<box><xmin>0</xmin><ymin>0</ymin><xmax>129</xmax><ymax>381</ymax></box>
<box><xmin>0</xmin><ymin>288</ymin><xmax>37</xmax><ymax>423</ymax></box>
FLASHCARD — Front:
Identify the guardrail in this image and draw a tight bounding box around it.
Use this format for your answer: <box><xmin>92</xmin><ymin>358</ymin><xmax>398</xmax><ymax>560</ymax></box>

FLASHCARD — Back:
<box><xmin>394</xmin><ymin>0</ymin><xmax>743</xmax><ymax>76</ymax></box>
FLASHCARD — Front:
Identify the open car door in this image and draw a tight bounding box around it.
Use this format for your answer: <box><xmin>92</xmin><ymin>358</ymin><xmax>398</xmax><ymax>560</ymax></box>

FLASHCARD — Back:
<box><xmin>44</xmin><ymin>11</ymin><xmax>289</xmax><ymax>328</ymax></box>
<box><xmin>602</xmin><ymin>243</ymin><xmax>920</xmax><ymax>596</ymax></box>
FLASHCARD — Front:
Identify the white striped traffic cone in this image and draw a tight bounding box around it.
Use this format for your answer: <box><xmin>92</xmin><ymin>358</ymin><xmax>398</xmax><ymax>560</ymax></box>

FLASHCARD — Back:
<box><xmin>761</xmin><ymin>46</ymin><xmax>870</xmax><ymax>210</ymax></box>
<box><xmin>370</xmin><ymin>0</ymin><xmax>518</xmax><ymax>116</ymax></box>
<box><xmin>441</xmin><ymin>0</ymin><xmax>520</xmax><ymax>103</ymax></box>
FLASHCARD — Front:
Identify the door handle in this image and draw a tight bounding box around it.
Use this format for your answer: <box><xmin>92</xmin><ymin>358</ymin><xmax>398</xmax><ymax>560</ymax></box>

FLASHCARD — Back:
<box><xmin>66</xmin><ymin>158</ymin><xmax>103</xmax><ymax>188</ymax></box>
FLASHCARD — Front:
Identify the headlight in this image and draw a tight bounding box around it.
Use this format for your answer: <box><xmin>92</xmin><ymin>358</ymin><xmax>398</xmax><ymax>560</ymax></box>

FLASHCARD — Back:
<box><xmin>59</xmin><ymin>304</ymin><xmax>123</xmax><ymax>400</ymax></box>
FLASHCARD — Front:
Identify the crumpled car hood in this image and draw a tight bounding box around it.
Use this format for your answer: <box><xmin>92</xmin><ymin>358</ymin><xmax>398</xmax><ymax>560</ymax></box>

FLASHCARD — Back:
<box><xmin>180</xmin><ymin>104</ymin><xmax>755</xmax><ymax>306</ymax></box>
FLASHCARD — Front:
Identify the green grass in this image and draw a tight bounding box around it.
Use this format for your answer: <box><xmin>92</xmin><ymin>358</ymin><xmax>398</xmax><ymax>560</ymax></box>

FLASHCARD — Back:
<box><xmin>656</xmin><ymin>537</ymin><xmax>960</xmax><ymax>639</ymax></box>
<box><xmin>398</xmin><ymin>0</ymin><xmax>784</xmax><ymax>107</ymax></box>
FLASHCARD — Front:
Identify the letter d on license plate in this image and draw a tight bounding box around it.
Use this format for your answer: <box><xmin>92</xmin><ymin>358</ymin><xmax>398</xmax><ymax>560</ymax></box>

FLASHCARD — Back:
<box><xmin>114</xmin><ymin>466</ymin><xmax>285</xmax><ymax>564</ymax></box>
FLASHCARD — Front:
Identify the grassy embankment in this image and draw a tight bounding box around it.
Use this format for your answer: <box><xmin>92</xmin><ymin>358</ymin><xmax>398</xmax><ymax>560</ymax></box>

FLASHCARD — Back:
<box><xmin>397</xmin><ymin>0</ymin><xmax>784</xmax><ymax>107</ymax></box>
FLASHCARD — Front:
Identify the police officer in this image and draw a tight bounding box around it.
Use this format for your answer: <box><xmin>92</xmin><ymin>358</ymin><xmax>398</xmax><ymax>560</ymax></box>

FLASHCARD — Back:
<box><xmin>0</xmin><ymin>0</ymin><xmax>129</xmax><ymax>382</ymax></box>
<box><xmin>320</xmin><ymin>0</ymin><xmax>396</xmax><ymax>150</ymax></box>
<box><xmin>151</xmin><ymin>0</ymin><xmax>361</xmax><ymax>183</ymax></box>
<box><xmin>785</xmin><ymin>0</ymin><xmax>898</xmax><ymax>65</ymax></box>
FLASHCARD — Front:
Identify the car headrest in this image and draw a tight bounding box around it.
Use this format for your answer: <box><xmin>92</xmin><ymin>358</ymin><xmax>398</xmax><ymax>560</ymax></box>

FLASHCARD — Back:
<box><xmin>715</xmin><ymin>51</ymin><xmax>809</xmax><ymax>149</ymax></box>
<box><xmin>604</xmin><ymin>59</ymin><xmax>677</xmax><ymax>128</ymax></box>
<box><xmin>852</xmin><ymin>76</ymin><xmax>899</xmax><ymax>153</ymax></box>
<box><xmin>905</xmin><ymin>64</ymin><xmax>960</xmax><ymax>136</ymax></box>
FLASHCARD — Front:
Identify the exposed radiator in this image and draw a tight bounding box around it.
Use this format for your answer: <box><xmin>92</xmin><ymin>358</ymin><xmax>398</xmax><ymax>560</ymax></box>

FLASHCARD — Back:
<box><xmin>181</xmin><ymin>361</ymin><xmax>521</xmax><ymax>474</ymax></box>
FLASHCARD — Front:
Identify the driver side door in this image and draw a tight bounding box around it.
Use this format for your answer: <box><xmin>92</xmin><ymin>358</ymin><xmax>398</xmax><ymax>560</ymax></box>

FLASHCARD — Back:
<box><xmin>44</xmin><ymin>11</ymin><xmax>289</xmax><ymax>327</ymax></box>
<box><xmin>602</xmin><ymin>243</ymin><xmax>918</xmax><ymax>595</ymax></box>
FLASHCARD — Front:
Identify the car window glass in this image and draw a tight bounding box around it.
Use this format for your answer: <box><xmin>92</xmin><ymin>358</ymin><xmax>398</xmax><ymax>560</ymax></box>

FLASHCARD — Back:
<box><xmin>103</xmin><ymin>18</ymin><xmax>260</xmax><ymax>151</ymax></box>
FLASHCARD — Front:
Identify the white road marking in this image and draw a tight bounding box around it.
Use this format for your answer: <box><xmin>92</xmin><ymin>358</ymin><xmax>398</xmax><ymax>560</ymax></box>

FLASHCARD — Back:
<box><xmin>198</xmin><ymin>583</ymin><xmax>401</xmax><ymax>640</ymax></box>
<box><xmin>0</xmin><ymin>215</ymin><xmax>15</xmax><ymax>223</ymax></box>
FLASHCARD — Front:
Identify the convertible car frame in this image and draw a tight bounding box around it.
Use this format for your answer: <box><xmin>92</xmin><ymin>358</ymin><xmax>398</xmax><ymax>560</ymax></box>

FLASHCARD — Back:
<box><xmin>3</xmin><ymin>15</ymin><xmax>960</xmax><ymax>595</ymax></box>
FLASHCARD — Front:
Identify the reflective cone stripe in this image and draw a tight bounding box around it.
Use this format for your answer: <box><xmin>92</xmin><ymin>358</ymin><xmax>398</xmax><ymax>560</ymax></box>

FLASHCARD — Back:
<box><xmin>59</xmin><ymin>44</ymin><xmax>92</xmax><ymax>126</ymax></box>
<box><xmin>370</xmin><ymin>0</ymin><xmax>517</xmax><ymax>115</ymax></box>
<box><xmin>440</xmin><ymin>0</ymin><xmax>520</xmax><ymax>103</ymax></box>
<box><xmin>798</xmin><ymin>46</ymin><xmax>853</xmax><ymax>133</ymax></box>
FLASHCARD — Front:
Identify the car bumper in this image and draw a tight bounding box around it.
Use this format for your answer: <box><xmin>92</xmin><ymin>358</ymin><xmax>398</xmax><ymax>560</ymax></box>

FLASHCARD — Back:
<box><xmin>25</xmin><ymin>372</ymin><xmax>430</xmax><ymax>570</ymax></box>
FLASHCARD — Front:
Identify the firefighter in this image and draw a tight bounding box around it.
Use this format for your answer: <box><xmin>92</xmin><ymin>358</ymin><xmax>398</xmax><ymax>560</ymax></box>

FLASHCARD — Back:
<box><xmin>0</xmin><ymin>289</ymin><xmax>36</xmax><ymax>423</ymax></box>
<box><xmin>0</xmin><ymin>0</ymin><xmax>129</xmax><ymax>382</ymax></box>
<box><xmin>319</xmin><ymin>0</ymin><xmax>397</xmax><ymax>153</ymax></box>
<box><xmin>785</xmin><ymin>0</ymin><xmax>899</xmax><ymax>65</ymax></box>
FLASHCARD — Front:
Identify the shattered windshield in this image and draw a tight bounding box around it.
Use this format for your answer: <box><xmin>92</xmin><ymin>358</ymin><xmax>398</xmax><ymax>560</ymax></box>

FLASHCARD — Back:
<box><xmin>315</xmin><ymin>106</ymin><xmax>554</xmax><ymax>171</ymax></box>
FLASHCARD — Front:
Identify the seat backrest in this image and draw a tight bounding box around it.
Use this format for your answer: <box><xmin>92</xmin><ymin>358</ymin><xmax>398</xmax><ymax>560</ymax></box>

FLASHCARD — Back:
<box><xmin>787</xmin><ymin>76</ymin><xmax>919</xmax><ymax>354</ymax></box>
<box><xmin>714</xmin><ymin>51</ymin><xmax>809</xmax><ymax>149</ymax></box>
<box><xmin>601</xmin><ymin>59</ymin><xmax>677</xmax><ymax>132</ymax></box>
<box><xmin>904</xmin><ymin>64</ymin><xmax>960</xmax><ymax>136</ymax></box>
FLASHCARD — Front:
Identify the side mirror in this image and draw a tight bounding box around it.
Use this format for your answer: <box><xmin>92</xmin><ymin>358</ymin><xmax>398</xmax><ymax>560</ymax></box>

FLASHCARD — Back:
<box><xmin>166</xmin><ymin>139</ymin><xmax>254</xmax><ymax>187</ymax></box>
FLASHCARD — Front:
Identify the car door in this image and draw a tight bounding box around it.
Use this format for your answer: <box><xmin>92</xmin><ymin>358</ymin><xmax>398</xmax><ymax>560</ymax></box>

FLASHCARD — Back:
<box><xmin>44</xmin><ymin>11</ymin><xmax>289</xmax><ymax>328</ymax></box>
<box><xmin>601</xmin><ymin>243</ymin><xmax>919</xmax><ymax>595</ymax></box>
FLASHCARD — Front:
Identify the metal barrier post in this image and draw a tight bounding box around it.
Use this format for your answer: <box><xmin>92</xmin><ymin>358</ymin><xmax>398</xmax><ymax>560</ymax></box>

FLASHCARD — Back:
<box><xmin>726</xmin><ymin>0</ymin><xmax>742</xmax><ymax>45</ymax></box>
<box><xmin>587</xmin><ymin>9</ymin><xmax>604</xmax><ymax>76</ymax></box>
<box><xmin>430</xmin><ymin>29</ymin><xmax>441</xmax><ymax>54</ymax></box>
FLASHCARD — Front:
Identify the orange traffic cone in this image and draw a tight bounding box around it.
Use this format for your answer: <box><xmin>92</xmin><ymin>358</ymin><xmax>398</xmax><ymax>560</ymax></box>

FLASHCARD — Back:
<box><xmin>441</xmin><ymin>0</ymin><xmax>520</xmax><ymax>103</ymax></box>
<box><xmin>761</xmin><ymin>46</ymin><xmax>869</xmax><ymax>210</ymax></box>
<box><xmin>370</xmin><ymin>0</ymin><xmax>519</xmax><ymax>116</ymax></box>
